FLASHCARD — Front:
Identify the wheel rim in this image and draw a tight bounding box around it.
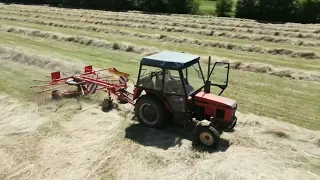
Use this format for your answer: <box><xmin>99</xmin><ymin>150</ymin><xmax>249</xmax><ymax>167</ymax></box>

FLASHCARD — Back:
<box><xmin>199</xmin><ymin>132</ymin><xmax>214</xmax><ymax>146</ymax></box>
<box><xmin>139</xmin><ymin>103</ymin><xmax>158</xmax><ymax>124</ymax></box>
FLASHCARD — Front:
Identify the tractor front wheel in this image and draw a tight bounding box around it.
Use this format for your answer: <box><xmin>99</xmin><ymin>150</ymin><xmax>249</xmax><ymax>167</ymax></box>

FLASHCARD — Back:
<box><xmin>194</xmin><ymin>125</ymin><xmax>220</xmax><ymax>148</ymax></box>
<box><xmin>135</xmin><ymin>95</ymin><xmax>168</xmax><ymax>128</ymax></box>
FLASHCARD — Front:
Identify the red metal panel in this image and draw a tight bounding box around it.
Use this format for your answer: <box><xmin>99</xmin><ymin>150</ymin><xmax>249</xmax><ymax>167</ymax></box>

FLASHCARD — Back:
<box><xmin>133</xmin><ymin>88</ymin><xmax>142</xmax><ymax>100</ymax></box>
<box><xmin>195</xmin><ymin>92</ymin><xmax>236</xmax><ymax>108</ymax></box>
<box><xmin>205</xmin><ymin>107</ymin><xmax>214</xmax><ymax>117</ymax></box>
<box><xmin>51</xmin><ymin>71</ymin><xmax>61</xmax><ymax>80</ymax></box>
<box><xmin>84</xmin><ymin>65</ymin><xmax>93</xmax><ymax>73</ymax></box>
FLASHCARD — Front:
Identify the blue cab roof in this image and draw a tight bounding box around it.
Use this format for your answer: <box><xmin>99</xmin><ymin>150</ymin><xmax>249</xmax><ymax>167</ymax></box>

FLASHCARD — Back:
<box><xmin>141</xmin><ymin>51</ymin><xmax>200</xmax><ymax>70</ymax></box>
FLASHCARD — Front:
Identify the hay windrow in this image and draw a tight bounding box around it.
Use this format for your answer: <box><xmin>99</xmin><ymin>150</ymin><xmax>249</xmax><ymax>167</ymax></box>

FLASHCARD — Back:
<box><xmin>2</xmin><ymin>10</ymin><xmax>320</xmax><ymax>43</ymax></box>
<box><xmin>1</xmin><ymin>42</ymin><xmax>319</xmax><ymax>83</ymax></box>
<box><xmin>208</xmin><ymin>57</ymin><xmax>320</xmax><ymax>82</ymax></box>
<box><xmin>4</xmin><ymin>3</ymin><xmax>320</xmax><ymax>32</ymax></box>
<box><xmin>2</xmin><ymin>6</ymin><xmax>320</xmax><ymax>34</ymax></box>
<box><xmin>0</xmin><ymin>46</ymin><xmax>84</xmax><ymax>73</ymax></box>
<box><xmin>1</xmin><ymin>22</ymin><xmax>319</xmax><ymax>60</ymax></box>
<box><xmin>1</xmin><ymin>24</ymin><xmax>319</xmax><ymax>83</ymax></box>
<box><xmin>0</xmin><ymin>26</ymin><xmax>159</xmax><ymax>56</ymax></box>
<box><xmin>264</xmin><ymin>129</ymin><xmax>291</xmax><ymax>138</ymax></box>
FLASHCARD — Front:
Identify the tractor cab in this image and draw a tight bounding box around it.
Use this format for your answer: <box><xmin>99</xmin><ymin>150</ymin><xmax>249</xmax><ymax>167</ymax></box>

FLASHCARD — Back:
<box><xmin>133</xmin><ymin>51</ymin><xmax>237</xmax><ymax>148</ymax></box>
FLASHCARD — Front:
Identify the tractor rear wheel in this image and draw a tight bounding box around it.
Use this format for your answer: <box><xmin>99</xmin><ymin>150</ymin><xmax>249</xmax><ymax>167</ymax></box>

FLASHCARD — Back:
<box><xmin>194</xmin><ymin>125</ymin><xmax>220</xmax><ymax>148</ymax></box>
<box><xmin>135</xmin><ymin>95</ymin><xmax>168</xmax><ymax>128</ymax></box>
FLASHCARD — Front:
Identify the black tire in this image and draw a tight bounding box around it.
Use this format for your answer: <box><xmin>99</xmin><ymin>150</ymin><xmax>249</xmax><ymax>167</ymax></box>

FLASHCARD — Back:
<box><xmin>194</xmin><ymin>125</ymin><xmax>220</xmax><ymax>148</ymax></box>
<box><xmin>134</xmin><ymin>95</ymin><xmax>168</xmax><ymax>128</ymax></box>
<box><xmin>52</xmin><ymin>90</ymin><xmax>61</xmax><ymax>100</ymax></box>
<box><xmin>102</xmin><ymin>99</ymin><xmax>113</xmax><ymax>110</ymax></box>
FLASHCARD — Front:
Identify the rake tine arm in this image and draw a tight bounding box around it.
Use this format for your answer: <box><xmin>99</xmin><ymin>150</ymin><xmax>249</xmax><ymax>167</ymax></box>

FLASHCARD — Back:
<box><xmin>32</xmin><ymin>79</ymin><xmax>52</xmax><ymax>82</ymax></box>
<box><xmin>58</xmin><ymin>85</ymin><xmax>75</xmax><ymax>95</ymax></box>
<box><xmin>30</xmin><ymin>82</ymin><xmax>66</xmax><ymax>88</ymax></box>
<box><xmin>36</xmin><ymin>84</ymin><xmax>70</xmax><ymax>93</ymax></box>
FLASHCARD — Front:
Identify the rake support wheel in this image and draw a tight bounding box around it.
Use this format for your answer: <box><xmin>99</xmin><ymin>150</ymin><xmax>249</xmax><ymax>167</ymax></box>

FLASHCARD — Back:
<box><xmin>52</xmin><ymin>90</ymin><xmax>61</xmax><ymax>100</ymax></box>
<box><xmin>102</xmin><ymin>98</ymin><xmax>114</xmax><ymax>111</ymax></box>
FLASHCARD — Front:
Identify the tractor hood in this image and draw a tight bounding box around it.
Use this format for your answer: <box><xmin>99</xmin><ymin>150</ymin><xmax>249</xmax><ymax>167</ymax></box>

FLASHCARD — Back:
<box><xmin>195</xmin><ymin>92</ymin><xmax>237</xmax><ymax>108</ymax></box>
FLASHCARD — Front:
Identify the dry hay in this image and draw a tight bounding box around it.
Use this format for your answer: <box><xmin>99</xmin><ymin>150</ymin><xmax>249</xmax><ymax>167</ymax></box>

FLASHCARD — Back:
<box><xmin>4</xmin><ymin>3</ymin><xmax>320</xmax><ymax>33</ymax></box>
<box><xmin>2</xmin><ymin>5</ymin><xmax>320</xmax><ymax>35</ymax></box>
<box><xmin>0</xmin><ymin>93</ymin><xmax>319</xmax><ymax>180</ymax></box>
<box><xmin>0</xmin><ymin>94</ymin><xmax>123</xmax><ymax>180</ymax></box>
<box><xmin>2</xmin><ymin>10</ymin><xmax>320</xmax><ymax>43</ymax></box>
<box><xmin>204</xmin><ymin>56</ymin><xmax>320</xmax><ymax>82</ymax></box>
<box><xmin>0</xmin><ymin>46</ymin><xmax>84</xmax><ymax>73</ymax></box>
<box><xmin>2</xmin><ymin>42</ymin><xmax>319</xmax><ymax>83</ymax></box>
<box><xmin>1</xmin><ymin>23</ymin><xmax>318</xmax><ymax>60</ymax></box>
<box><xmin>263</xmin><ymin>128</ymin><xmax>290</xmax><ymax>138</ymax></box>
<box><xmin>0</xmin><ymin>26</ymin><xmax>159</xmax><ymax>56</ymax></box>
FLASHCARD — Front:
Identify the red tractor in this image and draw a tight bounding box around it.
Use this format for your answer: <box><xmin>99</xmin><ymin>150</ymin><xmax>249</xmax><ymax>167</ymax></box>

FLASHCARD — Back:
<box><xmin>33</xmin><ymin>51</ymin><xmax>237</xmax><ymax>148</ymax></box>
<box><xmin>131</xmin><ymin>51</ymin><xmax>238</xmax><ymax>148</ymax></box>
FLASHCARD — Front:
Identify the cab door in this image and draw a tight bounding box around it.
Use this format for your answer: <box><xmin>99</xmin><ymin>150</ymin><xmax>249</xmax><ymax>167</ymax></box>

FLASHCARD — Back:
<box><xmin>207</xmin><ymin>62</ymin><xmax>230</xmax><ymax>96</ymax></box>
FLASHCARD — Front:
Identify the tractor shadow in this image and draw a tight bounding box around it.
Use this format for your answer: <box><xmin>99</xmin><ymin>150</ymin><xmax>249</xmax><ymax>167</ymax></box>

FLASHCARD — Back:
<box><xmin>124</xmin><ymin>123</ymin><xmax>231</xmax><ymax>153</ymax></box>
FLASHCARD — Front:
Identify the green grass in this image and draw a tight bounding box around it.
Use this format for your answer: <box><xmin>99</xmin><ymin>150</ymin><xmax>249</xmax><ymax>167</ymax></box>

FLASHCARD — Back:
<box><xmin>199</xmin><ymin>0</ymin><xmax>217</xmax><ymax>15</ymax></box>
<box><xmin>199</xmin><ymin>0</ymin><xmax>237</xmax><ymax>16</ymax></box>
<box><xmin>0</xmin><ymin>62</ymin><xmax>48</xmax><ymax>101</ymax></box>
<box><xmin>0</xmin><ymin>32</ymin><xmax>319</xmax><ymax>130</ymax></box>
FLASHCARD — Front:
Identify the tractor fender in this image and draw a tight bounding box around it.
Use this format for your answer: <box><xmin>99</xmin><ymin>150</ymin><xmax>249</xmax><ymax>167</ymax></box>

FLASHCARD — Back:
<box><xmin>194</xmin><ymin>119</ymin><xmax>214</xmax><ymax>134</ymax></box>
<box><xmin>196</xmin><ymin>120</ymin><xmax>211</xmax><ymax>127</ymax></box>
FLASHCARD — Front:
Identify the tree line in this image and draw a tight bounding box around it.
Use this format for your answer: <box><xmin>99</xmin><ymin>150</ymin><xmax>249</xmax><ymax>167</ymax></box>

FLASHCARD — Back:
<box><xmin>215</xmin><ymin>0</ymin><xmax>319</xmax><ymax>23</ymax></box>
<box><xmin>3</xmin><ymin>0</ymin><xmax>200</xmax><ymax>14</ymax></box>
<box><xmin>3</xmin><ymin>0</ymin><xmax>319</xmax><ymax>23</ymax></box>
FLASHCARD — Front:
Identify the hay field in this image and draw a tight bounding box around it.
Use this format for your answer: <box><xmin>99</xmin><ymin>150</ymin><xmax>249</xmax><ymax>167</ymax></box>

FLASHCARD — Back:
<box><xmin>0</xmin><ymin>3</ymin><xmax>319</xmax><ymax>180</ymax></box>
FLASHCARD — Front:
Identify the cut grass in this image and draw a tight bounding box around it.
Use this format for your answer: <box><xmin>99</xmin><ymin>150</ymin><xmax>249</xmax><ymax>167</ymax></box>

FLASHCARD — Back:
<box><xmin>4</xmin><ymin>3</ymin><xmax>320</xmax><ymax>31</ymax></box>
<box><xmin>2</xmin><ymin>26</ymin><xmax>320</xmax><ymax>84</ymax></box>
<box><xmin>0</xmin><ymin>34</ymin><xmax>319</xmax><ymax>130</ymax></box>
<box><xmin>0</xmin><ymin>4</ymin><xmax>320</xmax><ymax>180</ymax></box>
<box><xmin>3</xmin><ymin>23</ymin><xmax>317</xmax><ymax>60</ymax></box>
<box><xmin>2</xmin><ymin>10</ymin><xmax>320</xmax><ymax>41</ymax></box>
<box><xmin>1</xmin><ymin>25</ymin><xmax>319</xmax><ymax>82</ymax></box>
<box><xmin>2</xmin><ymin>18</ymin><xmax>320</xmax><ymax>52</ymax></box>
<box><xmin>6</xmin><ymin>10</ymin><xmax>320</xmax><ymax>40</ymax></box>
<box><xmin>0</xmin><ymin>61</ymin><xmax>48</xmax><ymax>101</ymax></box>
<box><xmin>1</xmin><ymin>21</ymin><xmax>319</xmax><ymax>73</ymax></box>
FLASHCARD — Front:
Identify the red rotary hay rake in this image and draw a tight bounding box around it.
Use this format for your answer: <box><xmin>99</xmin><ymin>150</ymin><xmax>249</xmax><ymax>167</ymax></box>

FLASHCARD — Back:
<box><xmin>31</xmin><ymin>65</ymin><xmax>134</xmax><ymax>108</ymax></box>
